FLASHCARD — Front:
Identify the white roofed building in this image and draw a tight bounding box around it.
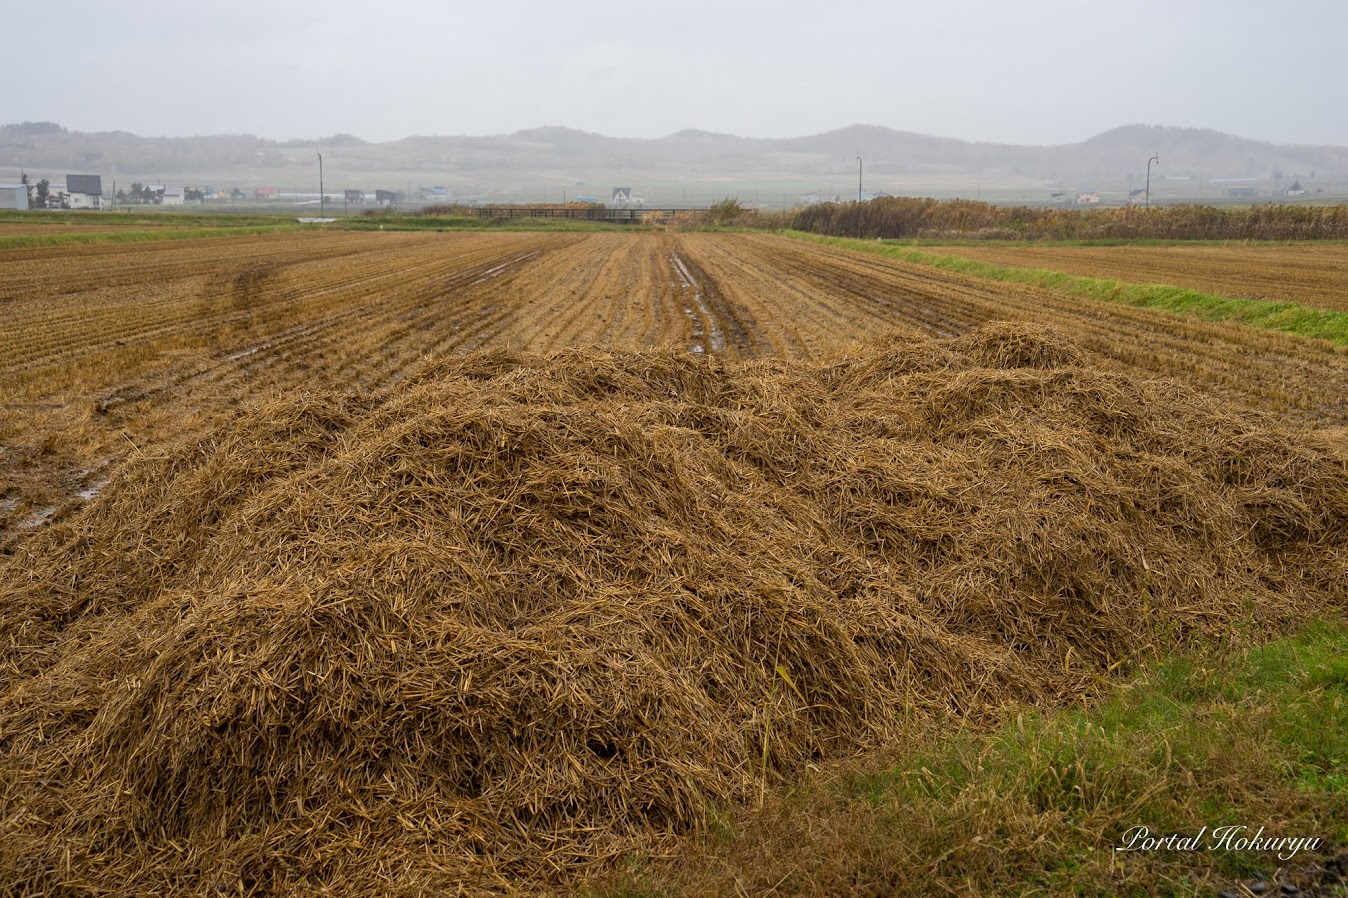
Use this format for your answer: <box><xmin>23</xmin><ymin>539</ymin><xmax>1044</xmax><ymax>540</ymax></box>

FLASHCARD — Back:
<box><xmin>66</xmin><ymin>174</ymin><xmax>103</xmax><ymax>209</ymax></box>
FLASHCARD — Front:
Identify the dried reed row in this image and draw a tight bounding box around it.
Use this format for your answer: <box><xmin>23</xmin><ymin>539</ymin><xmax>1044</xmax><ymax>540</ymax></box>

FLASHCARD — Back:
<box><xmin>791</xmin><ymin>197</ymin><xmax>1348</xmax><ymax>242</ymax></box>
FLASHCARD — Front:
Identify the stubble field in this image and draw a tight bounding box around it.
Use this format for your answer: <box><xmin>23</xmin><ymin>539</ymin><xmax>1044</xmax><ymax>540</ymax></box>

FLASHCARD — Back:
<box><xmin>4</xmin><ymin>230</ymin><xmax>1347</xmax><ymax>538</ymax></box>
<box><xmin>2</xmin><ymin>227</ymin><xmax>1346</xmax><ymax>895</ymax></box>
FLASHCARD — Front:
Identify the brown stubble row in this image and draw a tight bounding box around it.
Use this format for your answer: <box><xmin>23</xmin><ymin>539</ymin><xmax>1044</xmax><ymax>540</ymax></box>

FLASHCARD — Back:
<box><xmin>965</xmin><ymin>241</ymin><xmax>1348</xmax><ymax>311</ymax></box>
<box><xmin>0</xmin><ymin>232</ymin><xmax>759</xmax><ymax>538</ymax></box>
<box><xmin>0</xmin><ymin>232</ymin><xmax>575</xmax><ymax>538</ymax></box>
<box><xmin>696</xmin><ymin>234</ymin><xmax>1348</xmax><ymax>427</ymax></box>
<box><xmin>3</xmin><ymin>230</ymin><xmax>1348</xmax><ymax>542</ymax></box>
<box><xmin>928</xmin><ymin>241</ymin><xmax>1348</xmax><ymax>312</ymax></box>
<box><xmin>3</xmin><ymin>233</ymin><xmax>491</xmax><ymax>390</ymax></box>
<box><xmin>0</xmin><ymin>231</ymin><xmax>376</xmax><ymax>307</ymax></box>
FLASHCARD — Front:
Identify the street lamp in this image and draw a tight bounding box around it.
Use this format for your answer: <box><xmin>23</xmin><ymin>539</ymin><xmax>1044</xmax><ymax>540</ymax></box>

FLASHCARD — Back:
<box><xmin>856</xmin><ymin>153</ymin><xmax>863</xmax><ymax>203</ymax></box>
<box><xmin>318</xmin><ymin>152</ymin><xmax>324</xmax><ymax>218</ymax></box>
<box><xmin>1146</xmin><ymin>153</ymin><xmax>1158</xmax><ymax>210</ymax></box>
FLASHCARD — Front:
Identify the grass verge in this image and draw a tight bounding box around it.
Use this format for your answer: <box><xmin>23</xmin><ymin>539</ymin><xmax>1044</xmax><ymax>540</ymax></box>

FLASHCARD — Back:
<box><xmin>595</xmin><ymin>618</ymin><xmax>1348</xmax><ymax>897</ymax></box>
<box><xmin>0</xmin><ymin>211</ymin><xmax>631</xmax><ymax>245</ymax></box>
<box><xmin>0</xmin><ymin>210</ymin><xmax>306</xmax><ymax>228</ymax></box>
<box><xmin>331</xmin><ymin>214</ymin><xmax>636</xmax><ymax>232</ymax></box>
<box><xmin>784</xmin><ymin>231</ymin><xmax>1348</xmax><ymax>346</ymax></box>
<box><xmin>0</xmin><ymin>224</ymin><xmax>302</xmax><ymax>249</ymax></box>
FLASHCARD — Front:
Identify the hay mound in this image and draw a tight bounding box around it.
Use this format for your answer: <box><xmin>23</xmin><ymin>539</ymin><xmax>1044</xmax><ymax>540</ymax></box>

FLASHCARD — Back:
<box><xmin>949</xmin><ymin>319</ymin><xmax>1087</xmax><ymax>369</ymax></box>
<box><xmin>2</xmin><ymin>325</ymin><xmax>1345</xmax><ymax>894</ymax></box>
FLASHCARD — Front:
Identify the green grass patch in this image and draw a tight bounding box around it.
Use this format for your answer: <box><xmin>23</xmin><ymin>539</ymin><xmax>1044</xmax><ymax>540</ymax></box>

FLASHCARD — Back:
<box><xmin>905</xmin><ymin>237</ymin><xmax>1348</xmax><ymax>249</ymax></box>
<box><xmin>594</xmin><ymin>619</ymin><xmax>1348</xmax><ymax>897</ymax></box>
<box><xmin>332</xmin><ymin>214</ymin><xmax>637</xmax><ymax>232</ymax></box>
<box><xmin>0</xmin><ymin>210</ymin><xmax>306</xmax><ymax>229</ymax></box>
<box><xmin>0</xmin><ymin>209</ymin><xmax>636</xmax><ymax>243</ymax></box>
<box><xmin>784</xmin><ymin>231</ymin><xmax>1348</xmax><ymax>346</ymax></box>
<box><xmin>0</xmin><ymin>224</ymin><xmax>303</xmax><ymax>250</ymax></box>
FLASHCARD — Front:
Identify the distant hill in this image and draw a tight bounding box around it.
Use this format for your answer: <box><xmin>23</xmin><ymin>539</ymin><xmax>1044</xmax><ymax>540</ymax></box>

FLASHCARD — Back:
<box><xmin>4</xmin><ymin>122</ymin><xmax>1345</xmax><ymax>201</ymax></box>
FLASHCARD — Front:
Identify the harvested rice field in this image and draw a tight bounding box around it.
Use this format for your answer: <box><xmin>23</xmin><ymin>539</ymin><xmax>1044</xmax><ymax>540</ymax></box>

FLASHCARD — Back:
<box><xmin>3</xmin><ymin>230</ymin><xmax>1347</xmax><ymax>539</ymax></box>
<box><xmin>2</xmin><ymin>228</ymin><xmax>1346</xmax><ymax>895</ymax></box>
<box><xmin>930</xmin><ymin>241</ymin><xmax>1348</xmax><ymax>312</ymax></box>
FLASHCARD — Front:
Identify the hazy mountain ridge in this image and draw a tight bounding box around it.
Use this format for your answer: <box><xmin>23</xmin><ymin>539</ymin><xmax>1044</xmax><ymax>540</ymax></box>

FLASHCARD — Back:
<box><xmin>3</xmin><ymin>122</ymin><xmax>1345</xmax><ymax>194</ymax></box>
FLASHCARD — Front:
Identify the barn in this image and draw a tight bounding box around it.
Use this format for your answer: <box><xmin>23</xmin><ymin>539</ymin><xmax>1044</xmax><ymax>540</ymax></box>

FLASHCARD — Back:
<box><xmin>0</xmin><ymin>183</ymin><xmax>29</xmax><ymax>210</ymax></box>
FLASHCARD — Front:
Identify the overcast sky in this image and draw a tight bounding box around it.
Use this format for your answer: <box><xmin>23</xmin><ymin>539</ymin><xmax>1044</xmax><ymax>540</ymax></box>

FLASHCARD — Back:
<box><xmin>8</xmin><ymin>0</ymin><xmax>1347</xmax><ymax>146</ymax></box>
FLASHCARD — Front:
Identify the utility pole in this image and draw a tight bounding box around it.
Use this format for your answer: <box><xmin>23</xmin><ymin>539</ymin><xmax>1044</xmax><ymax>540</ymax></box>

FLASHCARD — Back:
<box><xmin>318</xmin><ymin>152</ymin><xmax>324</xmax><ymax>218</ymax></box>
<box><xmin>856</xmin><ymin>152</ymin><xmax>863</xmax><ymax>202</ymax></box>
<box><xmin>1146</xmin><ymin>153</ymin><xmax>1158</xmax><ymax>210</ymax></box>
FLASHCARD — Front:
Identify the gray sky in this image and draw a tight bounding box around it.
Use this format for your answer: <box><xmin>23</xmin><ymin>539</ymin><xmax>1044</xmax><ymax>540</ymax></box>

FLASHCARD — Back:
<box><xmin>9</xmin><ymin>0</ymin><xmax>1348</xmax><ymax>146</ymax></box>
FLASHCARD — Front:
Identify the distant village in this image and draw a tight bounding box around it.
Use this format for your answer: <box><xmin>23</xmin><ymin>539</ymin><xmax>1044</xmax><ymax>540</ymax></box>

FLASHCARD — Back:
<box><xmin>0</xmin><ymin>176</ymin><xmax>668</xmax><ymax>212</ymax></box>
<box><xmin>0</xmin><ymin>172</ymin><xmax>1321</xmax><ymax>213</ymax></box>
<box><xmin>0</xmin><ymin>173</ymin><xmax>423</xmax><ymax>211</ymax></box>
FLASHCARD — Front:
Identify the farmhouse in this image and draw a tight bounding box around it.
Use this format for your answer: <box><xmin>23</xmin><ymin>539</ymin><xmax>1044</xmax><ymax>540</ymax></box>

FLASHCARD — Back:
<box><xmin>344</xmin><ymin>189</ymin><xmax>365</xmax><ymax>205</ymax></box>
<box><xmin>1074</xmin><ymin>192</ymin><xmax>1102</xmax><ymax>205</ymax></box>
<box><xmin>1128</xmin><ymin>189</ymin><xmax>1147</xmax><ymax>205</ymax></box>
<box><xmin>65</xmin><ymin>174</ymin><xmax>103</xmax><ymax>209</ymax></box>
<box><xmin>374</xmin><ymin>189</ymin><xmax>399</xmax><ymax>206</ymax></box>
<box><xmin>0</xmin><ymin>183</ymin><xmax>28</xmax><ymax>210</ymax></box>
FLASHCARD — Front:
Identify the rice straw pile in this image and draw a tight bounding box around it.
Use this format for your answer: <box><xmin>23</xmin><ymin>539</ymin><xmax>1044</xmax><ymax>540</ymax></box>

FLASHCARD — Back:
<box><xmin>2</xmin><ymin>323</ymin><xmax>1344</xmax><ymax>894</ymax></box>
